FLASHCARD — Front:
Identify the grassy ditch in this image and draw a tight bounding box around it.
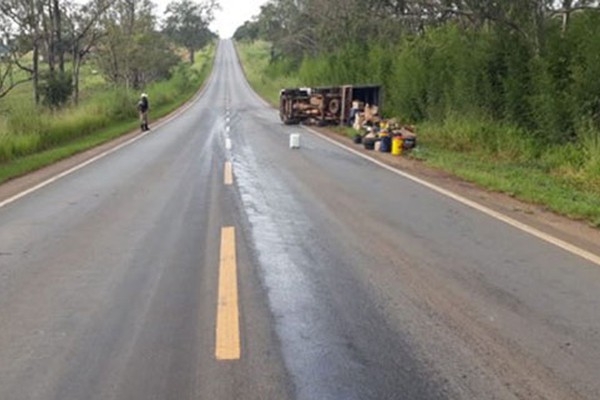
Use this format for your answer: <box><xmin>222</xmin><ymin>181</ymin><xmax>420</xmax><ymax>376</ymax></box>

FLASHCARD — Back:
<box><xmin>0</xmin><ymin>45</ymin><xmax>215</xmax><ymax>184</ymax></box>
<box><xmin>236</xmin><ymin>40</ymin><xmax>600</xmax><ymax>227</ymax></box>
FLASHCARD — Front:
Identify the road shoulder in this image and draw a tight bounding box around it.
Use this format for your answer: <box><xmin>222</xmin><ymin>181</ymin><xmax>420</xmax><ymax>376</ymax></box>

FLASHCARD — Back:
<box><xmin>309</xmin><ymin>124</ymin><xmax>600</xmax><ymax>264</ymax></box>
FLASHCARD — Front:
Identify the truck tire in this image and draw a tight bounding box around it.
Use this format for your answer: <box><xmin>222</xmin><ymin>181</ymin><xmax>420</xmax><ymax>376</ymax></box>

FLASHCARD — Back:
<box><xmin>328</xmin><ymin>98</ymin><xmax>340</xmax><ymax>114</ymax></box>
<box><xmin>283</xmin><ymin>117</ymin><xmax>300</xmax><ymax>125</ymax></box>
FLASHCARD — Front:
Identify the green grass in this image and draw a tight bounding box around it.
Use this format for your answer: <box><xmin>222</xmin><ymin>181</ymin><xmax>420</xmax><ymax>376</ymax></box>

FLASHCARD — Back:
<box><xmin>332</xmin><ymin>126</ymin><xmax>359</xmax><ymax>139</ymax></box>
<box><xmin>0</xmin><ymin>119</ymin><xmax>139</xmax><ymax>183</ymax></box>
<box><xmin>413</xmin><ymin>117</ymin><xmax>600</xmax><ymax>227</ymax></box>
<box><xmin>0</xmin><ymin>44</ymin><xmax>215</xmax><ymax>183</ymax></box>
<box><xmin>235</xmin><ymin>40</ymin><xmax>300</xmax><ymax>106</ymax></box>
<box><xmin>236</xmin><ymin>39</ymin><xmax>600</xmax><ymax>227</ymax></box>
<box><xmin>412</xmin><ymin>145</ymin><xmax>600</xmax><ymax>227</ymax></box>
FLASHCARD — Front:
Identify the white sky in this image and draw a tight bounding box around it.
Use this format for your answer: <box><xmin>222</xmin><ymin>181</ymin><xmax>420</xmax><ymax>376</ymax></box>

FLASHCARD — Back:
<box><xmin>153</xmin><ymin>0</ymin><xmax>266</xmax><ymax>38</ymax></box>
<box><xmin>70</xmin><ymin>0</ymin><xmax>266</xmax><ymax>38</ymax></box>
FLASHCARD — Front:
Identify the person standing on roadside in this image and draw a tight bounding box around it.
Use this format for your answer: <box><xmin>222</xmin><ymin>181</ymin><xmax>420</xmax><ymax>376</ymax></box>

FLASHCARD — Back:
<box><xmin>138</xmin><ymin>93</ymin><xmax>150</xmax><ymax>131</ymax></box>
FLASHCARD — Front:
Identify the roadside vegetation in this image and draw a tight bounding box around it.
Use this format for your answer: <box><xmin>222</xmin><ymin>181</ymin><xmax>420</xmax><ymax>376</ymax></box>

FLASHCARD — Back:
<box><xmin>235</xmin><ymin>1</ymin><xmax>600</xmax><ymax>227</ymax></box>
<box><xmin>0</xmin><ymin>0</ymin><xmax>218</xmax><ymax>183</ymax></box>
<box><xmin>236</xmin><ymin>41</ymin><xmax>299</xmax><ymax>106</ymax></box>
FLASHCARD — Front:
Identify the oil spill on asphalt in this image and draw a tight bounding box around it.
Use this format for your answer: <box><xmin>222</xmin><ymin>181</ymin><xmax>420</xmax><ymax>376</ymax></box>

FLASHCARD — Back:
<box><xmin>233</xmin><ymin>146</ymin><xmax>373</xmax><ymax>400</ymax></box>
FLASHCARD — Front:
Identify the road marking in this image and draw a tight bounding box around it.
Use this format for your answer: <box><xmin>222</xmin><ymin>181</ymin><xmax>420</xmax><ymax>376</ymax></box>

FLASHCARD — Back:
<box><xmin>225</xmin><ymin>137</ymin><xmax>232</xmax><ymax>150</ymax></box>
<box><xmin>224</xmin><ymin>161</ymin><xmax>233</xmax><ymax>185</ymax></box>
<box><xmin>304</xmin><ymin>126</ymin><xmax>600</xmax><ymax>267</ymax></box>
<box><xmin>215</xmin><ymin>227</ymin><xmax>240</xmax><ymax>360</ymax></box>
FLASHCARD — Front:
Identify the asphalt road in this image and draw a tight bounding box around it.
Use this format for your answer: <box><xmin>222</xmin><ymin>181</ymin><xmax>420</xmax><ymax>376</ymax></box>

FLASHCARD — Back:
<box><xmin>1</xmin><ymin>40</ymin><xmax>600</xmax><ymax>400</ymax></box>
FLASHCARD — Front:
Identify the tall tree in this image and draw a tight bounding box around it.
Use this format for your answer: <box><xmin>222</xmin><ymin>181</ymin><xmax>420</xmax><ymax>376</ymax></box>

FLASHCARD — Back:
<box><xmin>96</xmin><ymin>0</ymin><xmax>179</xmax><ymax>89</ymax></box>
<box><xmin>65</xmin><ymin>0</ymin><xmax>116</xmax><ymax>104</ymax></box>
<box><xmin>163</xmin><ymin>0</ymin><xmax>219</xmax><ymax>64</ymax></box>
<box><xmin>547</xmin><ymin>0</ymin><xmax>600</xmax><ymax>33</ymax></box>
<box><xmin>0</xmin><ymin>0</ymin><xmax>44</xmax><ymax>104</ymax></box>
<box><xmin>0</xmin><ymin>29</ymin><xmax>34</xmax><ymax>99</ymax></box>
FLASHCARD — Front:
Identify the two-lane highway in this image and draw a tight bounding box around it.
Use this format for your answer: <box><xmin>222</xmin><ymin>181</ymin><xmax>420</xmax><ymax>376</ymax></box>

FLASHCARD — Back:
<box><xmin>1</xmin><ymin>39</ymin><xmax>600</xmax><ymax>399</ymax></box>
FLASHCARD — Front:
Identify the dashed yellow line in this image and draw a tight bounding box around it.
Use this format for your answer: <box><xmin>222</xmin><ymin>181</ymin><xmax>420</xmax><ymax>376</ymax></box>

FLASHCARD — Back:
<box><xmin>215</xmin><ymin>227</ymin><xmax>240</xmax><ymax>360</ymax></box>
<box><xmin>224</xmin><ymin>161</ymin><xmax>233</xmax><ymax>185</ymax></box>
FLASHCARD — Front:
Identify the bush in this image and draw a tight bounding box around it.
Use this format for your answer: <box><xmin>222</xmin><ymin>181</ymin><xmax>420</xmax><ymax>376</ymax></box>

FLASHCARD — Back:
<box><xmin>41</xmin><ymin>72</ymin><xmax>74</xmax><ymax>109</ymax></box>
<box><xmin>171</xmin><ymin>63</ymin><xmax>200</xmax><ymax>93</ymax></box>
<box><xmin>578</xmin><ymin>120</ymin><xmax>600</xmax><ymax>177</ymax></box>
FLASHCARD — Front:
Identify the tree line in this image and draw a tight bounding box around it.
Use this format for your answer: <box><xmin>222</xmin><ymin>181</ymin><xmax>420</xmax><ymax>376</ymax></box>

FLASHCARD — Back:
<box><xmin>235</xmin><ymin>0</ymin><xmax>600</xmax><ymax>146</ymax></box>
<box><xmin>0</xmin><ymin>0</ymin><xmax>219</xmax><ymax>107</ymax></box>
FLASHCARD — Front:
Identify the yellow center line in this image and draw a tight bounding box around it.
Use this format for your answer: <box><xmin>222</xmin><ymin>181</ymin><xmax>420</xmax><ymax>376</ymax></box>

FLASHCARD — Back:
<box><xmin>224</xmin><ymin>161</ymin><xmax>233</xmax><ymax>185</ymax></box>
<box><xmin>215</xmin><ymin>227</ymin><xmax>240</xmax><ymax>360</ymax></box>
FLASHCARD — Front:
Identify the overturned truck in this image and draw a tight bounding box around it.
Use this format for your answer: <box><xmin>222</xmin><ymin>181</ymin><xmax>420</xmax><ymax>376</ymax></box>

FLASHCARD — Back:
<box><xmin>279</xmin><ymin>85</ymin><xmax>381</xmax><ymax>126</ymax></box>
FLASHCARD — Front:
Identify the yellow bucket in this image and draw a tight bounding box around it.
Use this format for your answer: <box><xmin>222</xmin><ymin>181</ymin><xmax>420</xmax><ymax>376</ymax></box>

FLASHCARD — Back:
<box><xmin>392</xmin><ymin>136</ymin><xmax>403</xmax><ymax>156</ymax></box>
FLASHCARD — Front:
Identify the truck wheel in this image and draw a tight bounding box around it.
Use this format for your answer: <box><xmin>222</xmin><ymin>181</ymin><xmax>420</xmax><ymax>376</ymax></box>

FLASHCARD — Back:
<box><xmin>328</xmin><ymin>98</ymin><xmax>340</xmax><ymax>114</ymax></box>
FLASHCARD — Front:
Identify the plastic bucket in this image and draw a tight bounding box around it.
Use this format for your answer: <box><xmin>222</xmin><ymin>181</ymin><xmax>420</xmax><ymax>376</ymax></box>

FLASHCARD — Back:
<box><xmin>392</xmin><ymin>136</ymin><xmax>403</xmax><ymax>156</ymax></box>
<box><xmin>289</xmin><ymin>133</ymin><xmax>300</xmax><ymax>149</ymax></box>
<box><xmin>380</xmin><ymin>136</ymin><xmax>392</xmax><ymax>153</ymax></box>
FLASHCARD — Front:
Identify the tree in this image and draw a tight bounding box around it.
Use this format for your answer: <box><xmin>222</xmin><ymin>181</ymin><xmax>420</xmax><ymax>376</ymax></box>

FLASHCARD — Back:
<box><xmin>1</xmin><ymin>0</ymin><xmax>86</xmax><ymax>105</ymax></box>
<box><xmin>163</xmin><ymin>0</ymin><xmax>219</xmax><ymax>64</ymax></box>
<box><xmin>547</xmin><ymin>0</ymin><xmax>600</xmax><ymax>33</ymax></box>
<box><xmin>95</xmin><ymin>0</ymin><xmax>179</xmax><ymax>89</ymax></box>
<box><xmin>43</xmin><ymin>0</ymin><xmax>65</xmax><ymax>74</ymax></box>
<box><xmin>64</xmin><ymin>0</ymin><xmax>116</xmax><ymax>104</ymax></box>
<box><xmin>0</xmin><ymin>35</ymin><xmax>34</xmax><ymax>99</ymax></box>
<box><xmin>233</xmin><ymin>20</ymin><xmax>260</xmax><ymax>42</ymax></box>
<box><xmin>0</xmin><ymin>0</ymin><xmax>45</xmax><ymax>104</ymax></box>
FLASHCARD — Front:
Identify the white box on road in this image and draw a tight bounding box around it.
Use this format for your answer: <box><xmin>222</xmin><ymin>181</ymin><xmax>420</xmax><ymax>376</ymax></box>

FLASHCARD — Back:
<box><xmin>289</xmin><ymin>133</ymin><xmax>300</xmax><ymax>149</ymax></box>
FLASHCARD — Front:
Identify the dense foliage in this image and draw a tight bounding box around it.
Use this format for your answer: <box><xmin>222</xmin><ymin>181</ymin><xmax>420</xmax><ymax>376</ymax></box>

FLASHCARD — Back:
<box><xmin>163</xmin><ymin>0</ymin><xmax>219</xmax><ymax>64</ymax></box>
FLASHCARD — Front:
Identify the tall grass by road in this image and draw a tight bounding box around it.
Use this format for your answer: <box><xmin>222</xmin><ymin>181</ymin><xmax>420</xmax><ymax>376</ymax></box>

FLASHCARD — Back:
<box><xmin>236</xmin><ymin>40</ymin><xmax>600</xmax><ymax>227</ymax></box>
<box><xmin>0</xmin><ymin>45</ymin><xmax>215</xmax><ymax>183</ymax></box>
<box><xmin>235</xmin><ymin>41</ymin><xmax>300</xmax><ymax>106</ymax></box>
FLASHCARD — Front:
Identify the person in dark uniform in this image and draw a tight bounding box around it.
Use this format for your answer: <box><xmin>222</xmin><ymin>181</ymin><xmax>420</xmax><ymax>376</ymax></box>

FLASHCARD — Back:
<box><xmin>138</xmin><ymin>93</ymin><xmax>150</xmax><ymax>131</ymax></box>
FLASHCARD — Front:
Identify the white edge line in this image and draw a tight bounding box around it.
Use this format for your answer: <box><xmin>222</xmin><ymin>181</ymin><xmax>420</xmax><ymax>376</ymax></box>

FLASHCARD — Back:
<box><xmin>234</xmin><ymin>39</ymin><xmax>600</xmax><ymax>267</ymax></box>
<box><xmin>0</xmin><ymin>50</ymin><xmax>218</xmax><ymax>211</ymax></box>
<box><xmin>303</xmin><ymin>126</ymin><xmax>600</xmax><ymax>267</ymax></box>
<box><xmin>0</xmin><ymin>133</ymin><xmax>147</xmax><ymax>209</ymax></box>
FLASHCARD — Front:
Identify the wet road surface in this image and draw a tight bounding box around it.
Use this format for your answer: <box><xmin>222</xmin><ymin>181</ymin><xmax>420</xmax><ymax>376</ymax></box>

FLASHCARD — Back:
<box><xmin>1</xmin><ymin>40</ymin><xmax>600</xmax><ymax>399</ymax></box>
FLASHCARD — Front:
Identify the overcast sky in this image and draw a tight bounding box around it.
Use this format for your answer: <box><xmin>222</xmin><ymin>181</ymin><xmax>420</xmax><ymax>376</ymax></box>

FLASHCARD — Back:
<box><xmin>153</xmin><ymin>0</ymin><xmax>266</xmax><ymax>38</ymax></box>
